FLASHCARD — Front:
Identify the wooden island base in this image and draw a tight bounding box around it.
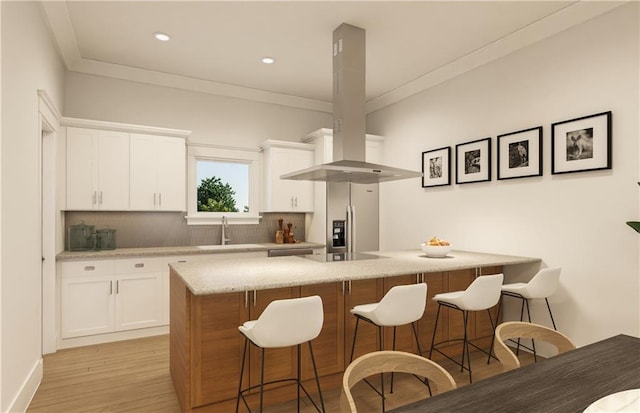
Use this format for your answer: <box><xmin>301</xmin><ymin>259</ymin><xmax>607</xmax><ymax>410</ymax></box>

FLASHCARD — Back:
<box><xmin>170</xmin><ymin>265</ymin><xmax>504</xmax><ymax>412</ymax></box>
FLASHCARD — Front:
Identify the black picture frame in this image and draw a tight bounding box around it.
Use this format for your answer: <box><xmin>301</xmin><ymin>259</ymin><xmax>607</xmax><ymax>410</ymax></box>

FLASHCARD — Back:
<box><xmin>421</xmin><ymin>146</ymin><xmax>451</xmax><ymax>187</ymax></box>
<box><xmin>455</xmin><ymin>137</ymin><xmax>491</xmax><ymax>184</ymax></box>
<box><xmin>551</xmin><ymin>111</ymin><xmax>612</xmax><ymax>174</ymax></box>
<box><xmin>497</xmin><ymin>126</ymin><xmax>543</xmax><ymax>180</ymax></box>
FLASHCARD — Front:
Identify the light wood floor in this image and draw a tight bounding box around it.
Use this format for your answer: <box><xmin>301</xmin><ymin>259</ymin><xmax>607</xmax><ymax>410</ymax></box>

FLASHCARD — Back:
<box><xmin>28</xmin><ymin>335</ymin><xmax>534</xmax><ymax>412</ymax></box>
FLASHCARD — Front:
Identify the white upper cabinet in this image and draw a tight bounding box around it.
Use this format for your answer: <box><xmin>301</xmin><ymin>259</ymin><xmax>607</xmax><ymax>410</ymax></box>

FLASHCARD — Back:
<box><xmin>63</xmin><ymin>118</ymin><xmax>191</xmax><ymax>211</ymax></box>
<box><xmin>66</xmin><ymin>127</ymin><xmax>130</xmax><ymax>210</ymax></box>
<box><xmin>261</xmin><ymin>140</ymin><xmax>314</xmax><ymax>212</ymax></box>
<box><xmin>130</xmin><ymin>133</ymin><xmax>186</xmax><ymax>211</ymax></box>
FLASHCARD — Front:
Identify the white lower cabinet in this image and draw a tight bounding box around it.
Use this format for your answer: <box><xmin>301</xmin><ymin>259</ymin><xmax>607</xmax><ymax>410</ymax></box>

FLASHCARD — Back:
<box><xmin>61</xmin><ymin>257</ymin><xmax>164</xmax><ymax>339</ymax></box>
<box><xmin>114</xmin><ymin>258</ymin><xmax>164</xmax><ymax>330</ymax></box>
<box><xmin>60</xmin><ymin>251</ymin><xmax>268</xmax><ymax>342</ymax></box>
<box><xmin>61</xmin><ymin>274</ymin><xmax>115</xmax><ymax>338</ymax></box>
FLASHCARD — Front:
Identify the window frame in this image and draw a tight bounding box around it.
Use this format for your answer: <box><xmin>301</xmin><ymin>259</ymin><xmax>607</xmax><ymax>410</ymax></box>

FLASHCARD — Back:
<box><xmin>186</xmin><ymin>143</ymin><xmax>261</xmax><ymax>225</ymax></box>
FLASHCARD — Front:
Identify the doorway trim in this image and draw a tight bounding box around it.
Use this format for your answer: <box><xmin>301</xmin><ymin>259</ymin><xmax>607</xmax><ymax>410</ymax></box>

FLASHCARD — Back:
<box><xmin>38</xmin><ymin>90</ymin><xmax>61</xmax><ymax>355</ymax></box>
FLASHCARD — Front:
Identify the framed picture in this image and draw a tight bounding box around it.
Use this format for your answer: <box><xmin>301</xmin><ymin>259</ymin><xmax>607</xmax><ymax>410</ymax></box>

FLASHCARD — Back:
<box><xmin>455</xmin><ymin>137</ymin><xmax>491</xmax><ymax>184</ymax></box>
<box><xmin>497</xmin><ymin>126</ymin><xmax>542</xmax><ymax>180</ymax></box>
<box><xmin>421</xmin><ymin>146</ymin><xmax>451</xmax><ymax>187</ymax></box>
<box><xmin>551</xmin><ymin>111</ymin><xmax>612</xmax><ymax>174</ymax></box>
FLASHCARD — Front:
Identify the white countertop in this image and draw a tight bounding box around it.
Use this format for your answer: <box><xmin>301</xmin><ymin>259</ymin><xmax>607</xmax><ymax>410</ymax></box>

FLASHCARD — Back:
<box><xmin>56</xmin><ymin>242</ymin><xmax>324</xmax><ymax>261</ymax></box>
<box><xmin>170</xmin><ymin>249</ymin><xmax>540</xmax><ymax>295</ymax></box>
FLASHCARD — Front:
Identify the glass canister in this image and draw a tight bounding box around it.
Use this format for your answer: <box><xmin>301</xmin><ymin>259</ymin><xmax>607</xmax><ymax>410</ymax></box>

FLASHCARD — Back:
<box><xmin>96</xmin><ymin>227</ymin><xmax>116</xmax><ymax>250</ymax></box>
<box><xmin>67</xmin><ymin>221</ymin><xmax>94</xmax><ymax>251</ymax></box>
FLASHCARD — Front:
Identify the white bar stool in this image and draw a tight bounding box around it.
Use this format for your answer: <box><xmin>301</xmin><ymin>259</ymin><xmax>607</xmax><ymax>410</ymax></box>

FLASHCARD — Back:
<box><xmin>428</xmin><ymin>273</ymin><xmax>503</xmax><ymax>383</ymax></box>
<box><xmin>498</xmin><ymin>267</ymin><xmax>561</xmax><ymax>361</ymax></box>
<box><xmin>235</xmin><ymin>295</ymin><xmax>325</xmax><ymax>413</ymax></box>
<box><xmin>349</xmin><ymin>282</ymin><xmax>428</xmax><ymax>412</ymax></box>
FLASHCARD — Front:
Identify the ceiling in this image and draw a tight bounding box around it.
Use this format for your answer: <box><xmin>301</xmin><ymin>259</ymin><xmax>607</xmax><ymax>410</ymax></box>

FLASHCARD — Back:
<box><xmin>42</xmin><ymin>1</ymin><xmax>625</xmax><ymax>113</ymax></box>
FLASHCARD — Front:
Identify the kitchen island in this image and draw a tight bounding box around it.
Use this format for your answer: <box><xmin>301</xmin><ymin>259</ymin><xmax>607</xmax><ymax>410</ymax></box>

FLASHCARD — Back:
<box><xmin>169</xmin><ymin>249</ymin><xmax>540</xmax><ymax>412</ymax></box>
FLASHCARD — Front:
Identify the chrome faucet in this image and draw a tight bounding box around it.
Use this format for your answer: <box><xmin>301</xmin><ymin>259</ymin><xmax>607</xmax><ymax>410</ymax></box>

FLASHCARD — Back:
<box><xmin>221</xmin><ymin>216</ymin><xmax>231</xmax><ymax>245</ymax></box>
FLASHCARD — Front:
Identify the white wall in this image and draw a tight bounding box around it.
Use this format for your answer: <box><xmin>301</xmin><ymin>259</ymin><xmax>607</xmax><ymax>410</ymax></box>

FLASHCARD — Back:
<box><xmin>64</xmin><ymin>72</ymin><xmax>332</xmax><ymax>149</ymax></box>
<box><xmin>0</xmin><ymin>2</ymin><xmax>65</xmax><ymax>411</ymax></box>
<box><xmin>369</xmin><ymin>3</ymin><xmax>639</xmax><ymax>347</ymax></box>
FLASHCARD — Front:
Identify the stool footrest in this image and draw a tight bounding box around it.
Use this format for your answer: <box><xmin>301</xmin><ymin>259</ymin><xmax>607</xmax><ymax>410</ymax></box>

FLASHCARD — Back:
<box><xmin>238</xmin><ymin>378</ymin><xmax>323</xmax><ymax>413</ymax></box>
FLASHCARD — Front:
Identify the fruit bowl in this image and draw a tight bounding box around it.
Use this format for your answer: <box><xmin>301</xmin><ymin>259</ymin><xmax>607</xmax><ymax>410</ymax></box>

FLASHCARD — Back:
<box><xmin>421</xmin><ymin>243</ymin><xmax>452</xmax><ymax>258</ymax></box>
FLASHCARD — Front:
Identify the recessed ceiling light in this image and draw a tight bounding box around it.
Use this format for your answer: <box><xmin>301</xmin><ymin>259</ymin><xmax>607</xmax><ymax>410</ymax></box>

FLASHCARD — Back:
<box><xmin>154</xmin><ymin>32</ymin><xmax>170</xmax><ymax>42</ymax></box>
<box><xmin>261</xmin><ymin>57</ymin><xmax>275</xmax><ymax>64</ymax></box>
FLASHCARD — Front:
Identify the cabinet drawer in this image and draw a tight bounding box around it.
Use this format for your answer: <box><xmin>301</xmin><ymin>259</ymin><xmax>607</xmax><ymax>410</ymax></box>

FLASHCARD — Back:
<box><xmin>115</xmin><ymin>257</ymin><xmax>163</xmax><ymax>274</ymax></box>
<box><xmin>62</xmin><ymin>260</ymin><xmax>114</xmax><ymax>277</ymax></box>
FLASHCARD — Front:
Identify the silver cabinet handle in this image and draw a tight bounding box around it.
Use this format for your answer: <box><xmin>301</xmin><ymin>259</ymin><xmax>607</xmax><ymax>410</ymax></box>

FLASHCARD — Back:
<box><xmin>154</xmin><ymin>193</ymin><xmax>157</xmax><ymax>206</ymax></box>
<box><xmin>92</xmin><ymin>191</ymin><xmax>97</xmax><ymax>205</ymax></box>
<box><xmin>134</xmin><ymin>263</ymin><xmax>144</xmax><ymax>268</ymax></box>
<box><xmin>110</xmin><ymin>280</ymin><xmax>113</xmax><ymax>295</ymax></box>
<box><xmin>159</xmin><ymin>193</ymin><xmax>162</xmax><ymax>207</ymax></box>
<box><xmin>177</xmin><ymin>260</ymin><xmax>187</xmax><ymax>263</ymax></box>
<box><xmin>116</xmin><ymin>280</ymin><xmax>119</xmax><ymax>294</ymax></box>
<box><xmin>245</xmin><ymin>291</ymin><xmax>249</xmax><ymax>308</ymax></box>
<box><xmin>84</xmin><ymin>266</ymin><xmax>95</xmax><ymax>271</ymax></box>
<box><xmin>253</xmin><ymin>290</ymin><xmax>257</xmax><ymax>307</ymax></box>
<box><xmin>294</xmin><ymin>197</ymin><xmax>298</xmax><ymax>207</ymax></box>
<box><xmin>348</xmin><ymin>280</ymin><xmax>352</xmax><ymax>294</ymax></box>
<box><xmin>98</xmin><ymin>191</ymin><xmax>103</xmax><ymax>205</ymax></box>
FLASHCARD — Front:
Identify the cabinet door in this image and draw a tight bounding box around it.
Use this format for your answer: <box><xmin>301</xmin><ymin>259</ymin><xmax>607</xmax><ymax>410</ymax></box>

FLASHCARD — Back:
<box><xmin>300</xmin><ymin>282</ymin><xmax>345</xmax><ymax>379</ymax></box>
<box><xmin>97</xmin><ymin>130</ymin><xmax>130</xmax><ymax>210</ymax></box>
<box><xmin>66</xmin><ymin>128</ymin><xmax>97</xmax><ymax>210</ymax></box>
<box><xmin>438</xmin><ymin>269</ymin><xmax>475</xmax><ymax>358</ymax></box>
<box><xmin>344</xmin><ymin>278</ymin><xmax>383</xmax><ymax>365</ymax></box>
<box><xmin>472</xmin><ymin>266</ymin><xmax>504</xmax><ymax>343</ymax></box>
<box><xmin>264</xmin><ymin>146</ymin><xmax>314</xmax><ymax>212</ymax></box>
<box><xmin>288</xmin><ymin>149</ymin><xmax>314</xmax><ymax>211</ymax></box>
<box><xmin>190</xmin><ymin>291</ymin><xmax>249</xmax><ymax>407</ymax></box>
<box><xmin>249</xmin><ymin>287</ymin><xmax>300</xmax><ymax>390</ymax></box>
<box><xmin>156</xmin><ymin>136</ymin><xmax>186</xmax><ymax>211</ymax></box>
<box><xmin>129</xmin><ymin>134</ymin><xmax>158</xmax><ymax>210</ymax></box>
<box><xmin>61</xmin><ymin>275</ymin><xmax>115</xmax><ymax>338</ymax></box>
<box><xmin>419</xmin><ymin>272</ymin><xmax>446</xmax><ymax>352</ymax></box>
<box><xmin>382</xmin><ymin>275</ymin><xmax>420</xmax><ymax>354</ymax></box>
<box><xmin>115</xmin><ymin>272</ymin><xmax>163</xmax><ymax>330</ymax></box>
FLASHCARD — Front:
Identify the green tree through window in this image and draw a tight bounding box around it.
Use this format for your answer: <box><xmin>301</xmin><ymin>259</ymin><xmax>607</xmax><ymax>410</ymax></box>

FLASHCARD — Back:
<box><xmin>197</xmin><ymin>176</ymin><xmax>239</xmax><ymax>212</ymax></box>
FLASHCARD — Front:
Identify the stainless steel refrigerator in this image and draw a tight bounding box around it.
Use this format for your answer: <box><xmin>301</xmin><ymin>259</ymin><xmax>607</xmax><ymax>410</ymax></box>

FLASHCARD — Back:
<box><xmin>326</xmin><ymin>182</ymin><xmax>379</xmax><ymax>254</ymax></box>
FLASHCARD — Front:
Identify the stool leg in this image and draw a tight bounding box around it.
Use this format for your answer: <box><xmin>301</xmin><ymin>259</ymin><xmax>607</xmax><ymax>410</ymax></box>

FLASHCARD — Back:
<box><xmin>486</xmin><ymin>308</ymin><xmax>497</xmax><ymax>364</ymax></box>
<box><xmin>412</xmin><ymin>322</ymin><xmax>432</xmax><ymax>397</ymax></box>
<box><xmin>463</xmin><ymin>310</ymin><xmax>473</xmax><ymax>384</ymax></box>
<box><xmin>349</xmin><ymin>317</ymin><xmax>361</xmax><ymax>362</ymax></box>
<box><xmin>429</xmin><ymin>303</ymin><xmax>442</xmax><ymax>359</ymax></box>
<box><xmin>297</xmin><ymin>344</ymin><xmax>301</xmax><ymax>413</ymax></box>
<box><xmin>390</xmin><ymin>326</ymin><xmax>397</xmax><ymax>394</ymax></box>
<box><xmin>378</xmin><ymin>325</ymin><xmax>385</xmax><ymax>413</ymax></box>
<box><xmin>546</xmin><ymin>298</ymin><xmax>557</xmax><ymax>330</ymax></box>
<box><xmin>236</xmin><ymin>337</ymin><xmax>249</xmax><ymax>413</ymax></box>
<box><xmin>516</xmin><ymin>297</ymin><xmax>526</xmax><ymax>355</ymax></box>
<box><xmin>259</xmin><ymin>347</ymin><xmax>265</xmax><ymax>413</ymax></box>
<box><xmin>524</xmin><ymin>299</ymin><xmax>538</xmax><ymax>362</ymax></box>
<box><xmin>308</xmin><ymin>341</ymin><xmax>326</xmax><ymax>413</ymax></box>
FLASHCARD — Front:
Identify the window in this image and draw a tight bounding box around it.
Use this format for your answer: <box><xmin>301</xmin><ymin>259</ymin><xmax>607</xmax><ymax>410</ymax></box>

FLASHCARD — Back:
<box><xmin>186</xmin><ymin>144</ymin><xmax>260</xmax><ymax>225</ymax></box>
<box><xmin>197</xmin><ymin>160</ymin><xmax>249</xmax><ymax>212</ymax></box>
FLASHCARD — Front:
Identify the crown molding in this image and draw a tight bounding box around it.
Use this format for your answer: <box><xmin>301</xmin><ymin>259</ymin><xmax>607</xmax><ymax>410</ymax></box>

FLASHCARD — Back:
<box><xmin>366</xmin><ymin>1</ymin><xmax>628</xmax><ymax>114</ymax></box>
<box><xmin>71</xmin><ymin>58</ymin><xmax>332</xmax><ymax>113</ymax></box>
<box><xmin>41</xmin><ymin>1</ymin><xmax>627</xmax><ymax>115</ymax></box>
<box><xmin>61</xmin><ymin>117</ymin><xmax>192</xmax><ymax>138</ymax></box>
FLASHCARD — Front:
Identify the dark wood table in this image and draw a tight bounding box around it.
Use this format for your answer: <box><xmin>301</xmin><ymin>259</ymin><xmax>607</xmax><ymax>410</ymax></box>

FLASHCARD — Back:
<box><xmin>391</xmin><ymin>334</ymin><xmax>640</xmax><ymax>413</ymax></box>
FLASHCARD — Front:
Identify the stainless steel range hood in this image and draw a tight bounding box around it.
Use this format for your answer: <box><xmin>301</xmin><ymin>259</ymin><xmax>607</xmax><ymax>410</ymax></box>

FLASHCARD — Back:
<box><xmin>281</xmin><ymin>23</ymin><xmax>422</xmax><ymax>184</ymax></box>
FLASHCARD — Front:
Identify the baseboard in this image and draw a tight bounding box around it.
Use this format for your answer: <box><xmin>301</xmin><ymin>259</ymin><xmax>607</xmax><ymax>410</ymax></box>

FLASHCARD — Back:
<box><xmin>57</xmin><ymin>325</ymin><xmax>169</xmax><ymax>350</ymax></box>
<box><xmin>5</xmin><ymin>358</ymin><xmax>43</xmax><ymax>413</ymax></box>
